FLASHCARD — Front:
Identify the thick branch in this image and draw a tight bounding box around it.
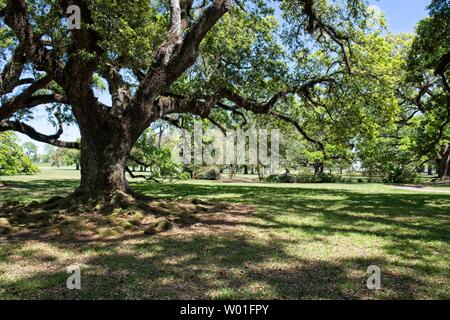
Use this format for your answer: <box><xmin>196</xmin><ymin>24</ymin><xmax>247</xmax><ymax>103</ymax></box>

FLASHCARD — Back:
<box><xmin>154</xmin><ymin>0</ymin><xmax>184</xmax><ymax>66</ymax></box>
<box><xmin>220</xmin><ymin>89</ymin><xmax>325</xmax><ymax>150</ymax></box>
<box><xmin>101</xmin><ymin>63</ymin><xmax>132</xmax><ymax>115</ymax></box>
<box><xmin>218</xmin><ymin>77</ymin><xmax>338</xmax><ymax>114</ymax></box>
<box><xmin>55</xmin><ymin>1</ymin><xmax>105</xmax><ymax>114</ymax></box>
<box><xmin>155</xmin><ymin>87</ymin><xmax>326</xmax><ymax>151</ymax></box>
<box><xmin>0</xmin><ymin>45</ymin><xmax>27</xmax><ymax>95</ymax></box>
<box><xmin>155</xmin><ymin>94</ymin><xmax>221</xmax><ymax>119</ymax></box>
<box><xmin>4</xmin><ymin>0</ymin><xmax>63</xmax><ymax>77</ymax></box>
<box><xmin>131</xmin><ymin>0</ymin><xmax>230</xmax><ymax>124</ymax></box>
<box><xmin>1</xmin><ymin>77</ymin><xmax>67</xmax><ymax>121</ymax></box>
<box><xmin>0</xmin><ymin>120</ymin><xmax>79</xmax><ymax>149</ymax></box>
<box><xmin>166</xmin><ymin>0</ymin><xmax>230</xmax><ymax>81</ymax></box>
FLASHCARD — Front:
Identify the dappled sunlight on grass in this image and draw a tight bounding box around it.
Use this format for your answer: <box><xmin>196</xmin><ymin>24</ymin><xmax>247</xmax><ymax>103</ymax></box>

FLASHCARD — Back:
<box><xmin>0</xmin><ymin>171</ymin><xmax>449</xmax><ymax>299</ymax></box>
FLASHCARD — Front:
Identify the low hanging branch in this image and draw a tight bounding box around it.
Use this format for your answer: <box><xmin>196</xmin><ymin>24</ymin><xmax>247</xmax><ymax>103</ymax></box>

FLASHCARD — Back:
<box><xmin>155</xmin><ymin>83</ymin><xmax>328</xmax><ymax>153</ymax></box>
<box><xmin>0</xmin><ymin>120</ymin><xmax>80</xmax><ymax>149</ymax></box>
<box><xmin>268</xmin><ymin>111</ymin><xmax>325</xmax><ymax>151</ymax></box>
<box><xmin>128</xmin><ymin>154</ymin><xmax>154</xmax><ymax>168</ymax></box>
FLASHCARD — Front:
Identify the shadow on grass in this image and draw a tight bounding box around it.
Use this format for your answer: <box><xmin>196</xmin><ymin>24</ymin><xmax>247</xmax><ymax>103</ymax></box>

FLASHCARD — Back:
<box><xmin>1</xmin><ymin>181</ymin><xmax>449</xmax><ymax>299</ymax></box>
<box><xmin>134</xmin><ymin>183</ymin><xmax>450</xmax><ymax>241</ymax></box>
<box><xmin>1</xmin><ymin>234</ymin><xmax>435</xmax><ymax>299</ymax></box>
<box><xmin>0</xmin><ymin>180</ymin><xmax>78</xmax><ymax>203</ymax></box>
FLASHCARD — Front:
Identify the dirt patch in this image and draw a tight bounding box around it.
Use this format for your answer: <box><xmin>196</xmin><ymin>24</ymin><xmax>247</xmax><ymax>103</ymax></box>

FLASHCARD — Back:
<box><xmin>0</xmin><ymin>195</ymin><xmax>255</xmax><ymax>242</ymax></box>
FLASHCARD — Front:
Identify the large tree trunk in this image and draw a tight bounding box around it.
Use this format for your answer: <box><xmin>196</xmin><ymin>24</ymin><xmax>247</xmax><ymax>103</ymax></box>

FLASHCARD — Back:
<box><xmin>436</xmin><ymin>145</ymin><xmax>450</xmax><ymax>179</ymax></box>
<box><xmin>76</xmin><ymin>115</ymin><xmax>135</xmax><ymax>196</ymax></box>
<box><xmin>313</xmin><ymin>162</ymin><xmax>324</xmax><ymax>175</ymax></box>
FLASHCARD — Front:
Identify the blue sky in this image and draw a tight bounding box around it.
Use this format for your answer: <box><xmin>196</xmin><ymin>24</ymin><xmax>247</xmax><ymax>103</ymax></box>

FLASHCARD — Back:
<box><xmin>369</xmin><ymin>0</ymin><xmax>429</xmax><ymax>33</ymax></box>
<box><xmin>18</xmin><ymin>0</ymin><xmax>432</xmax><ymax>152</ymax></box>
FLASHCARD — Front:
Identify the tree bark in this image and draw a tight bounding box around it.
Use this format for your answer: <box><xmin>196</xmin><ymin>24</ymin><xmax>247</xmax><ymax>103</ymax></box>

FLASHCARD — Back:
<box><xmin>76</xmin><ymin>115</ymin><xmax>134</xmax><ymax>195</ymax></box>
<box><xmin>436</xmin><ymin>145</ymin><xmax>450</xmax><ymax>179</ymax></box>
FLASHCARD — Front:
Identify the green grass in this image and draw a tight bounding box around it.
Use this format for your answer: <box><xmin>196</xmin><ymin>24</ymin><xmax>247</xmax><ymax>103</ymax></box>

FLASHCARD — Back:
<box><xmin>0</xmin><ymin>168</ymin><xmax>449</xmax><ymax>299</ymax></box>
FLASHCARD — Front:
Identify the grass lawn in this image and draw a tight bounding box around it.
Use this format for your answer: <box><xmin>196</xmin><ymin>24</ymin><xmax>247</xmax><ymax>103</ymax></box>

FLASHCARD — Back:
<box><xmin>0</xmin><ymin>168</ymin><xmax>449</xmax><ymax>299</ymax></box>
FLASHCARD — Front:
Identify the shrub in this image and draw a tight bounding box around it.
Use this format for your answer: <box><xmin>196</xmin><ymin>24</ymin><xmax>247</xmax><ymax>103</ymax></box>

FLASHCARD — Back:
<box><xmin>295</xmin><ymin>173</ymin><xmax>322</xmax><ymax>183</ymax></box>
<box><xmin>387</xmin><ymin>167</ymin><xmax>418</xmax><ymax>184</ymax></box>
<box><xmin>194</xmin><ymin>166</ymin><xmax>221</xmax><ymax>180</ymax></box>
<box><xmin>266</xmin><ymin>173</ymin><xmax>296</xmax><ymax>183</ymax></box>
<box><xmin>266</xmin><ymin>172</ymin><xmax>343</xmax><ymax>183</ymax></box>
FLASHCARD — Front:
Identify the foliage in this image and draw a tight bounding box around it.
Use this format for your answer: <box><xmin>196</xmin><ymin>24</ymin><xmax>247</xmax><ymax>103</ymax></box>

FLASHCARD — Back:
<box><xmin>384</xmin><ymin>0</ymin><xmax>450</xmax><ymax>179</ymax></box>
<box><xmin>130</xmin><ymin>128</ymin><xmax>182</xmax><ymax>180</ymax></box>
<box><xmin>265</xmin><ymin>172</ymin><xmax>345</xmax><ymax>184</ymax></box>
<box><xmin>42</xmin><ymin>146</ymin><xmax>80</xmax><ymax>168</ymax></box>
<box><xmin>0</xmin><ymin>132</ymin><xmax>39</xmax><ymax>175</ymax></box>
<box><xmin>408</xmin><ymin>0</ymin><xmax>450</xmax><ymax>74</ymax></box>
<box><xmin>22</xmin><ymin>142</ymin><xmax>39</xmax><ymax>162</ymax></box>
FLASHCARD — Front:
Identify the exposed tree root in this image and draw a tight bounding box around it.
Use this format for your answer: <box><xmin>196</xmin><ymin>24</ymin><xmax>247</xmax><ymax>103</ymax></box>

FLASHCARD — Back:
<box><xmin>0</xmin><ymin>191</ymin><xmax>255</xmax><ymax>240</ymax></box>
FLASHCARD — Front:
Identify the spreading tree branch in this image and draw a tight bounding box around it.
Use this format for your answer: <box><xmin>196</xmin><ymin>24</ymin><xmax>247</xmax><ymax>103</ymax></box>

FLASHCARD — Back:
<box><xmin>0</xmin><ymin>45</ymin><xmax>27</xmax><ymax>95</ymax></box>
<box><xmin>4</xmin><ymin>0</ymin><xmax>64</xmax><ymax>77</ymax></box>
<box><xmin>0</xmin><ymin>120</ymin><xmax>80</xmax><ymax>149</ymax></box>
<box><xmin>131</xmin><ymin>0</ymin><xmax>230</xmax><ymax>124</ymax></box>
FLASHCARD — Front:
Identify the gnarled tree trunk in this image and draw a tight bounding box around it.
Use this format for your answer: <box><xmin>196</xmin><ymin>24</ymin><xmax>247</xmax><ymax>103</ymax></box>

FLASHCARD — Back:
<box><xmin>76</xmin><ymin>114</ymin><xmax>135</xmax><ymax>195</ymax></box>
<box><xmin>436</xmin><ymin>145</ymin><xmax>450</xmax><ymax>179</ymax></box>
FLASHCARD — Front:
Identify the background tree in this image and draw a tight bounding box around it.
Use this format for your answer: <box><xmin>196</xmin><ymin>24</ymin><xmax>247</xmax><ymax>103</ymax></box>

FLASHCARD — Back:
<box><xmin>0</xmin><ymin>132</ymin><xmax>38</xmax><ymax>175</ymax></box>
<box><xmin>22</xmin><ymin>141</ymin><xmax>38</xmax><ymax>162</ymax></box>
<box><xmin>128</xmin><ymin>127</ymin><xmax>181</xmax><ymax>181</ymax></box>
<box><xmin>61</xmin><ymin>148</ymin><xmax>81</xmax><ymax>170</ymax></box>
<box><xmin>42</xmin><ymin>146</ymin><xmax>80</xmax><ymax>168</ymax></box>
<box><xmin>401</xmin><ymin>0</ymin><xmax>450</xmax><ymax>179</ymax></box>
